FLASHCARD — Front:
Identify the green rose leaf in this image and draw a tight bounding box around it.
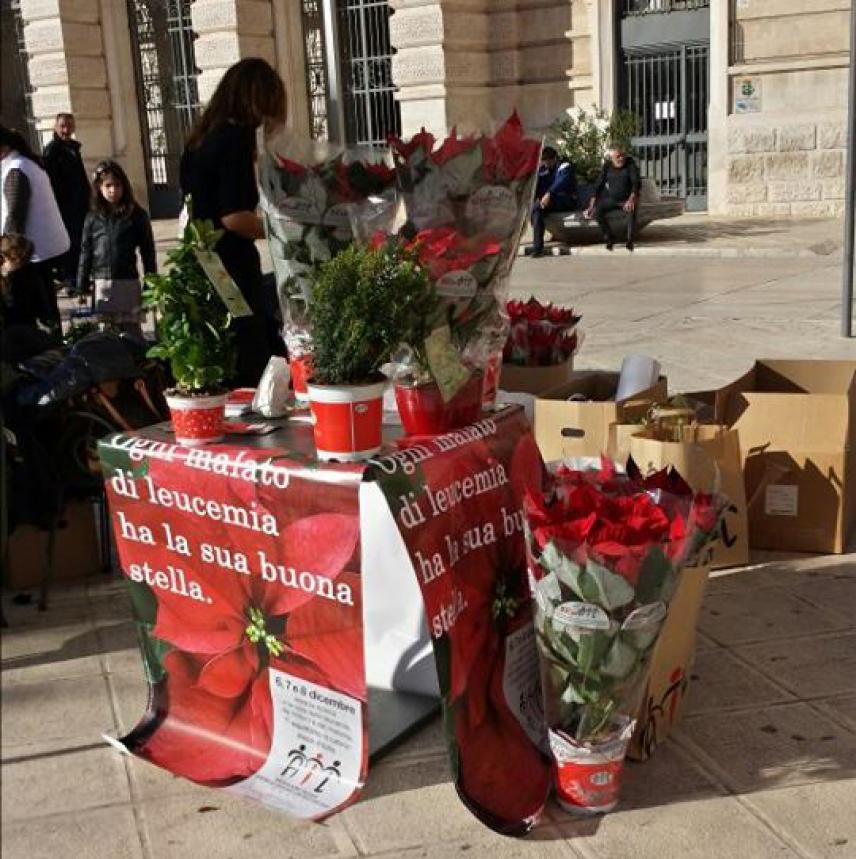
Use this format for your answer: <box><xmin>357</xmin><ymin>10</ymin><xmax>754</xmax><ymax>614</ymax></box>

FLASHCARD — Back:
<box><xmin>635</xmin><ymin>545</ymin><xmax>675</xmax><ymax>605</ymax></box>
<box><xmin>585</xmin><ymin>558</ymin><xmax>635</xmax><ymax>610</ymax></box>
<box><xmin>575</xmin><ymin>628</ymin><xmax>616</xmax><ymax>674</ymax></box>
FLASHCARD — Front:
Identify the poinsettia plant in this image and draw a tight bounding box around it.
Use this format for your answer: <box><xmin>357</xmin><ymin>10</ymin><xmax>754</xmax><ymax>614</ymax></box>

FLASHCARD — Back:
<box><xmin>524</xmin><ymin>458</ymin><xmax>725</xmax><ymax>744</ymax></box>
<box><xmin>258</xmin><ymin>133</ymin><xmax>398</xmax><ymax>351</ymax></box>
<box><xmin>504</xmin><ymin>297</ymin><xmax>582</xmax><ymax>367</ymax></box>
<box><xmin>387</xmin><ymin>114</ymin><xmax>543</xmax><ymax>389</ymax></box>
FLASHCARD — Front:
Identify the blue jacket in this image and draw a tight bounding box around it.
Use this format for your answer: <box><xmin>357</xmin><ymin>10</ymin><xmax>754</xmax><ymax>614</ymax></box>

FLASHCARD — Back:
<box><xmin>536</xmin><ymin>160</ymin><xmax>578</xmax><ymax>209</ymax></box>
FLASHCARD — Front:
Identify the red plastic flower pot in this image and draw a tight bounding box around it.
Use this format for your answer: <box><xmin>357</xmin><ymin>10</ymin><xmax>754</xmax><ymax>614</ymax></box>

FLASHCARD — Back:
<box><xmin>548</xmin><ymin>722</ymin><xmax>632</xmax><ymax>816</ymax></box>
<box><xmin>166</xmin><ymin>392</ymin><xmax>227</xmax><ymax>447</ymax></box>
<box><xmin>395</xmin><ymin>373</ymin><xmax>483</xmax><ymax>436</ymax></box>
<box><xmin>307</xmin><ymin>379</ymin><xmax>385</xmax><ymax>462</ymax></box>
<box><xmin>289</xmin><ymin>354</ymin><xmax>313</xmax><ymax>403</ymax></box>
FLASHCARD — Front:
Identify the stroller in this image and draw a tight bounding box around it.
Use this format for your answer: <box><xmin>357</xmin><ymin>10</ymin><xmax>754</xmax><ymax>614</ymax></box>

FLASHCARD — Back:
<box><xmin>1</xmin><ymin>329</ymin><xmax>168</xmax><ymax>615</ymax></box>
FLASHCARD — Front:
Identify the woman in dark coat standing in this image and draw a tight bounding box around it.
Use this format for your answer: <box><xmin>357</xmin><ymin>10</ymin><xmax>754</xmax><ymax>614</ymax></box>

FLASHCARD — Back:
<box><xmin>179</xmin><ymin>57</ymin><xmax>287</xmax><ymax>386</ymax></box>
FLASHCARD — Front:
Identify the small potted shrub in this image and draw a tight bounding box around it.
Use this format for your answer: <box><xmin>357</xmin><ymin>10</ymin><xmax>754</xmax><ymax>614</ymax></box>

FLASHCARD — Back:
<box><xmin>143</xmin><ymin>218</ymin><xmax>236</xmax><ymax>446</ymax></box>
<box><xmin>307</xmin><ymin>242</ymin><xmax>435</xmax><ymax>460</ymax></box>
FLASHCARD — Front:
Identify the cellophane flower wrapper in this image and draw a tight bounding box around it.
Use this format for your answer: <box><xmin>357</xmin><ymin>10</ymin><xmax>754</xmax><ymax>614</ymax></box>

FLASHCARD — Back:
<box><xmin>258</xmin><ymin>130</ymin><xmax>398</xmax><ymax>340</ymax></box>
<box><xmin>504</xmin><ymin>298</ymin><xmax>583</xmax><ymax>367</ymax></box>
<box><xmin>523</xmin><ymin>458</ymin><xmax>727</xmax><ymax>747</ymax></box>
<box><xmin>388</xmin><ymin>113</ymin><xmax>543</xmax><ymax>381</ymax></box>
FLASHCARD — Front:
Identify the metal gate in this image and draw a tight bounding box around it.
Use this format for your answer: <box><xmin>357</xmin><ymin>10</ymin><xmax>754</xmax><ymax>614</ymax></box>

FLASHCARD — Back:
<box><xmin>619</xmin><ymin>1</ymin><xmax>710</xmax><ymax>210</ymax></box>
<box><xmin>337</xmin><ymin>0</ymin><xmax>400</xmax><ymax>147</ymax></box>
<box><xmin>127</xmin><ymin>0</ymin><xmax>199</xmax><ymax>218</ymax></box>
<box><xmin>0</xmin><ymin>0</ymin><xmax>38</xmax><ymax>147</ymax></box>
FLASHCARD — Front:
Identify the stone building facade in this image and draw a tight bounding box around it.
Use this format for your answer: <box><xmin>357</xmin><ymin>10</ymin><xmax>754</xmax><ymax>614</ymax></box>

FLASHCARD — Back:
<box><xmin>0</xmin><ymin>0</ymin><xmax>849</xmax><ymax>218</ymax></box>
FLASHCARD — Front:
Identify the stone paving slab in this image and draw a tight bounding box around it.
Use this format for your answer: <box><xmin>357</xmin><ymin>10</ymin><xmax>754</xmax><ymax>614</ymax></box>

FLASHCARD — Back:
<box><xmin>2</xmin><ymin>552</ymin><xmax>854</xmax><ymax>858</ymax></box>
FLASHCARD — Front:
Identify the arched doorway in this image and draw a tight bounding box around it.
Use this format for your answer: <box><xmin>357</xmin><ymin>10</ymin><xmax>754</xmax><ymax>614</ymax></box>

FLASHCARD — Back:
<box><xmin>127</xmin><ymin>0</ymin><xmax>199</xmax><ymax>218</ymax></box>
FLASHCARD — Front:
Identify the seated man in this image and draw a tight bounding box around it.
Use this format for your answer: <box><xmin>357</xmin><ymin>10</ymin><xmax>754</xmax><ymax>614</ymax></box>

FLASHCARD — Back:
<box><xmin>528</xmin><ymin>146</ymin><xmax>578</xmax><ymax>258</ymax></box>
<box><xmin>585</xmin><ymin>146</ymin><xmax>642</xmax><ymax>251</ymax></box>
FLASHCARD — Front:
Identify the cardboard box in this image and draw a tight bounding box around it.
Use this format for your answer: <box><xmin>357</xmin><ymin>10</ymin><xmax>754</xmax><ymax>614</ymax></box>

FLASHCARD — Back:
<box><xmin>628</xmin><ymin>565</ymin><xmax>710</xmax><ymax>761</ymax></box>
<box><xmin>7</xmin><ymin>500</ymin><xmax>102</xmax><ymax>590</ymax></box>
<box><xmin>534</xmin><ymin>371</ymin><xmax>668</xmax><ymax>462</ymax></box>
<box><xmin>500</xmin><ymin>358</ymin><xmax>575</xmax><ymax>396</ymax></box>
<box><xmin>692</xmin><ymin>360</ymin><xmax>856</xmax><ymax>554</ymax></box>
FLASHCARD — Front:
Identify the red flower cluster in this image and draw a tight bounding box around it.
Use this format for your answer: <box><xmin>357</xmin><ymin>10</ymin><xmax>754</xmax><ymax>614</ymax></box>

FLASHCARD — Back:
<box><xmin>408</xmin><ymin>227</ymin><xmax>503</xmax><ymax>280</ymax></box>
<box><xmin>504</xmin><ymin>298</ymin><xmax>581</xmax><ymax>366</ymax></box>
<box><xmin>482</xmin><ymin>112</ymin><xmax>543</xmax><ymax>184</ymax></box>
<box><xmin>525</xmin><ymin>459</ymin><xmax>719</xmax><ymax>584</ymax></box>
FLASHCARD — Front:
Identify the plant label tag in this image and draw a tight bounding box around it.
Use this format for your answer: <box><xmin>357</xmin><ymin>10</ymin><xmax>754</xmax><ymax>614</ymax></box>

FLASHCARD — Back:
<box><xmin>622</xmin><ymin>602</ymin><xmax>666</xmax><ymax>630</ymax></box>
<box><xmin>424</xmin><ymin>325</ymin><xmax>471</xmax><ymax>402</ymax></box>
<box><xmin>194</xmin><ymin>250</ymin><xmax>253</xmax><ymax>318</ymax></box>
<box><xmin>552</xmin><ymin>601</ymin><xmax>610</xmax><ymax>632</ymax></box>
<box><xmin>764</xmin><ymin>484</ymin><xmax>798</xmax><ymax>517</ymax></box>
<box><xmin>437</xmin><ymin>270</ymin><xmax>478</xmax><ymax>298</ymax></box>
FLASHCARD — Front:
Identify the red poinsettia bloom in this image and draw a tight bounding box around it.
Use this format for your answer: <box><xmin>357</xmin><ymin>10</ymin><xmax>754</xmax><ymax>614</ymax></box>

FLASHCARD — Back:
<box><xmin>276</xmin><ymin>154</ymin><xmax>308</xmax><ymax>176</ymax></box>
<box><xmin>408</xmin><ymin>227</ymin><xmax>502</xmax><ymax>280</ymax></box>
<box><xmin>364</xmin><ymin>160</ymin><xmax>396</xmax><ymax>186</ymax></box>
<box><xmin>432</xmin><ymin>127</ymin><xmax>480</xmax><ymax>166</ymax></box>
<box><xmin>481</xmin><ymin>112</ymin><xmax>541</xmax><ymax>184</ymax></box>
<box><xmin>389</xmin><ymin>128</ymin><xmax>437</xmax><ymax>163</ymax></box>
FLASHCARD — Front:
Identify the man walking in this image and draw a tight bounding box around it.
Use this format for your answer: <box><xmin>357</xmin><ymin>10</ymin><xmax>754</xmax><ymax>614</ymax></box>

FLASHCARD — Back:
<box><xmin>43</xmin><ymin>113</ymin><xmax>90</xmax><ymax>291</ymax></box>
<box><xmin>585</xmin><ymin>146</ymin><xmax>641</xmax><ymax>251</ymax></box>
<box><xmin>528</xmin><ymin>146</ymin><xmax>578</xmax><ymax>258</ymax></box>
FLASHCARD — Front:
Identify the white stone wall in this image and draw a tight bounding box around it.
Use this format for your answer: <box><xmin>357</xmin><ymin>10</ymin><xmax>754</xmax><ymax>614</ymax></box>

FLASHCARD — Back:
<box><xmin>717</xmin><ymin>1</ymin><xmax>850</xmax><ymax>216</ymax></box>
<box><xmin>726</xmin><ymin>114</ymin><xmax>847</xmax><ymax>217</ymax></box>
<box><xmin>390</xmin><ymin>0</ymin><xmax>594</xmax><ymax>137</ymax></box>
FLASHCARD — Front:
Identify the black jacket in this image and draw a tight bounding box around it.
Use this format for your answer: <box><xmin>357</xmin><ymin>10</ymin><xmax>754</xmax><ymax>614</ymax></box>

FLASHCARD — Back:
<box><xmin>77</xmin><ymin>206</ymin><xmax>157</xmax><ymax>290</ymax></box>
<box><xmin>594</xmin><ymin>157</ymin><xmax>642</xmax><ymax>204</ymax></box>
<box><xmin>42</xmin><ymin>135</ymin><xmax>90</xmax><ymax>240</ymax></box>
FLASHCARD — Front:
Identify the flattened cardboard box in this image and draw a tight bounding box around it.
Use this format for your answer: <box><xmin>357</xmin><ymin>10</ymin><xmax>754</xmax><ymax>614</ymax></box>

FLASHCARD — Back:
<box><xmin>691</xmin><ymin>360</ymin><xmax>856</xmax><ymax>554</ymax></box>
<box><xmin>629</xmin><ymin>565</ymin><xmax>710</xmax><ymax>761</ymax></box>
<box><xmin>534</xmin><ymin>371</ymin><xmax>668</xmax><ymax>462</ymax></box>
<box><xmin>500</xmin><ymin>358</ymin><xmax>574</xmax><ymax>396</ymax></box>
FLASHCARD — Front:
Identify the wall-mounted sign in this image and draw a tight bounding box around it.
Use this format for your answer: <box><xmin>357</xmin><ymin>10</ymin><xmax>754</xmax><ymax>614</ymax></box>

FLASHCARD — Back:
<box><xmin>734</xmin><ymin>76</ymin><xmax>762</xmax><ymax>113</ymax></box>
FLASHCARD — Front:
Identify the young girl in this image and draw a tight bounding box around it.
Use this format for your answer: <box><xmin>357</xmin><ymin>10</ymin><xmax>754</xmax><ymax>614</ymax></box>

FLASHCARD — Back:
<box><xmin>77</xmin><ymin>160</ymin><xmax>156</xmax><ymax>338</ymax></box>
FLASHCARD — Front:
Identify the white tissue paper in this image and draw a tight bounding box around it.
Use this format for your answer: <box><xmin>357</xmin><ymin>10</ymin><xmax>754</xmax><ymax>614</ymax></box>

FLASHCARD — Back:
<box><xmin>252</xmin><ymin>356</ymin><xmax>291</xmax><ymax>417</ymax></box>
<box><xmin>615</xmin><ymin>355</ymin><xmax>661</xmax><ymax>402</ymax></box>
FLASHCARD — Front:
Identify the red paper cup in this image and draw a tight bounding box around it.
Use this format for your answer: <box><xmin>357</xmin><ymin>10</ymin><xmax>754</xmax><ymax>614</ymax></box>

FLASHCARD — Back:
<box><xmin>290</xmin><ymin>355</ymin><xmax>312</xmax><ymax>403</ymax></box>
<box><xmin>549</xmin><ymin>721</ymin><xmax>633</xmax><ymax>816</ymax></box>
<box><xmin>307</xmin><ymin>380</ymin><xmax>385</xmax><ymax>462</ymax></box>
<box><xmin>166</xmin><ymin>393</ymin><xmax>227</xmax><ymax>447</ymax></box>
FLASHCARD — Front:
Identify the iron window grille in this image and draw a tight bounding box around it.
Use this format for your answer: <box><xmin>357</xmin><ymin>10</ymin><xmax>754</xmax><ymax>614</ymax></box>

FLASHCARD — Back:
<box><xmin>622</xmin><ymin>0</ymin><xmax>710</xmax><ymax>16</ymax></box>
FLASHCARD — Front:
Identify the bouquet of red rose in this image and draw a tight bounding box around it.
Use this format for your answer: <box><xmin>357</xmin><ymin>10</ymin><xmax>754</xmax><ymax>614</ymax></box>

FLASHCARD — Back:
<box><xmin>259</xmin><ymin>132</ymin><xmax>398</xmax><ymax>341</ymax></box>
<box><xmin>505</xmin><ymin>297</ymin><xmax>582</xmax><ymax>367</ymax></box>
<box><xmin>523</xmin><ymin>458</ymin><xmax>725</xmax><ymax>813</ymax></box>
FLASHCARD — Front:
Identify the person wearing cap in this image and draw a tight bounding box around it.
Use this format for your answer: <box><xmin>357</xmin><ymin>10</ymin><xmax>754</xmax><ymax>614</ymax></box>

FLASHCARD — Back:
<box><xmin>584</xmin><ymin>146</ymin><xmax>642</xmax><ymax>251</ymax></box>
<box><xmin>528</xmin><ymin>146</ymin><xmax>578</xmax><ymax>258</ymax></box>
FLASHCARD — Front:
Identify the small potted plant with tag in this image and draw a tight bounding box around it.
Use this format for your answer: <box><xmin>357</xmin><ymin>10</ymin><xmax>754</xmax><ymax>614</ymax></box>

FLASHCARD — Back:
<box><xmin>307</xmin><ymin>242</ymin><xmax>434</xmax><ymax>461</ymax></box>
<box><xmin>143</xmin><ymin>218</ymin><xmax>236</xmax><ymax>446</ymax></box>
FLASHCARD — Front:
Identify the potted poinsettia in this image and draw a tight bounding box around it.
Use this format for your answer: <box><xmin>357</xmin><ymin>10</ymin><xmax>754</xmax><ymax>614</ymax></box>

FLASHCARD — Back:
<box><xmin>143</xmin><ymin>217</ymin><xmax>236</xmax><ymax>446</ymax></box>
<box><xmin>306</xmin><ymin>242</ymin><xmax>435</xmax><ymax>461</ymax></box>
<box><xmin>524</xmin><ymin>459</ymin><xmax>725</xmax><ymax>815</ymax></box>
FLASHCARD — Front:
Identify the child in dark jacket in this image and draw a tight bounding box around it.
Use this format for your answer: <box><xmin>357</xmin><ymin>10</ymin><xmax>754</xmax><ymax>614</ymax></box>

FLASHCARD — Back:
<box><xmin>77</xmin><ymin>160</ymin><xmax>156</xmax><ymax>338</ymax></box>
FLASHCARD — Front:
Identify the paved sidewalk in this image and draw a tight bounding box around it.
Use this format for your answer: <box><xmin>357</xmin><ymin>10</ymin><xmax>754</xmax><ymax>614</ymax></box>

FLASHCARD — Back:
<box><xmin>6</xmin><ymin>220</ymin><xmax>855</xmax><ymax>857</ymax></box>
<box><xmin>2</xmin><ymin>553</ymin><xmax>854</xmax><ymax>859</ymax></box>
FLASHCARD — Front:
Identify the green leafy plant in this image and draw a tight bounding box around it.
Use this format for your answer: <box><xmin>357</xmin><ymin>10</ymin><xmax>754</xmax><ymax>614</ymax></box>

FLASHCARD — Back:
<box><xmin>550</xmin><ymin>107</ymin><xmax>641</xmax><ymax>183</ymax></box>
<box><xmin>143</xmin><ymin>216</ymin><xmax>236</xmax><ymax>394</ymax></box>
<box><xmin>309</xmin><ymin>243</ymin><xmax>437</xmax><ymax>386</ymax></box>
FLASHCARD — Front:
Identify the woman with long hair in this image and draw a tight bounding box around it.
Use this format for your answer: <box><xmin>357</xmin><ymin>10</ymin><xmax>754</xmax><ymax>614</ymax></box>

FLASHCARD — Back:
<box><xmin>0</xmin><ymin>124</ymin><xmax>70</xmax><ymax>331</ymax></box>
<box><xmin>180</xmin><ymin>57</ymin><xmax>287</xmax><ymax>385</ymax></box>
<box><xmin>77</xmin><ymin>160</ymin><xmax>156</xmax><ymax>338</ymax></box>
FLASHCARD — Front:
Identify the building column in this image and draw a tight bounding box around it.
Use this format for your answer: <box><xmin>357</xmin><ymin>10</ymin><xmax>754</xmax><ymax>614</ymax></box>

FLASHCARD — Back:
<box><xmin>390</xmin><ymin>0</ymin><xmax>586</xmax><ymax>137</ymax></box>
<box><xmin>19</xmin><ymin>0</ymin><xmax>146</xmax><ymax>201</ymax></box>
